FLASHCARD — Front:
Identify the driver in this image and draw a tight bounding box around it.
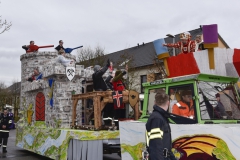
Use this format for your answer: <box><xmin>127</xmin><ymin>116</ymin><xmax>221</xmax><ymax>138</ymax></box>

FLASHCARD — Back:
<box><xmin>172</xmin><ymin>90</ymin><xmax>195</xmax><ymax>119</ymax></box>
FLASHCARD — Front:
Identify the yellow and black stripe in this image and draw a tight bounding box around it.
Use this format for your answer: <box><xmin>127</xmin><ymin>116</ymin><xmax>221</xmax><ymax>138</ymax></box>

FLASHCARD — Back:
<box><xmin>146</xmin><ymin>128</ymin><xmax>163</xmax><ymax>147</ymax></box>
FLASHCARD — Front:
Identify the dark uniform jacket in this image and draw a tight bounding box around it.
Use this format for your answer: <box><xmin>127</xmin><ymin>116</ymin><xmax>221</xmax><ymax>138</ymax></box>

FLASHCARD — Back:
<box><xmin>146</xmin><ymin>105</ymin><xmax>176</xmax><ymax>160</ymax></box>
<box><xmin>0</xmin><ymin>113</ymin><xmax>12</xmax><ymax>138</ymax></box>
<box><xmin>92</xmin><ymin>65</ymin><xmax>109</xmax><ymax>91</ymax></box>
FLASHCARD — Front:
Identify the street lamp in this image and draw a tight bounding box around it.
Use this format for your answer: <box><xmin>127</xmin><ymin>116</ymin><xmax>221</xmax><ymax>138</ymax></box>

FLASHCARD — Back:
<box><xmin>166</xmin><ymin>34</ymin><xmax>175</xmax><ymax>56</ymax></box>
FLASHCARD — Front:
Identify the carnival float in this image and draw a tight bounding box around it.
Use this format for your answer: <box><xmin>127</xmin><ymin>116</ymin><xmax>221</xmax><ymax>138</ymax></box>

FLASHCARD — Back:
<box><xmin>16</xmin><ymin>24</ymin><xmax>240</xmax><ymax>160</ymax></box>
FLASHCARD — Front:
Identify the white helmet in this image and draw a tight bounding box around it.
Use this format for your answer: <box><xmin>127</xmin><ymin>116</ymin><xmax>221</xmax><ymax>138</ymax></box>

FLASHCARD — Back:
<box><xmin>180</xmin><ymin>32</ymin><xmax>191</xmax><ymax>40</ymax></box>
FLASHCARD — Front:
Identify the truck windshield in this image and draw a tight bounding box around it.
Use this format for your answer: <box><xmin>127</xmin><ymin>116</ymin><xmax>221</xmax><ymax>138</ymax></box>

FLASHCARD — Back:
<box><xmin>197</xmin><ymin>81</ymin><xmax>240</xmax><ymax>120</ymax></box>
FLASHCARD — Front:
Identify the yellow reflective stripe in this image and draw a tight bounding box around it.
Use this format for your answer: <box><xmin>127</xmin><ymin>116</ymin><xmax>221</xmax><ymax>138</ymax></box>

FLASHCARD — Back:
<box><xmin>1</xmin><ymin>130</ymin><xmax>9</xmax><ymax>132</ymax></box>
<box><xmin>149</xmin><ymin>128</ymin><xmax>163</xmax><ymax>139</ymax></box>
<box><xmin>3</xmin><ymin>145</ymin><xmax>7</xmax><ymax>147</ymax></box>
<box><xmin>9</xmin><ymin>120</ymin><xmax>12</xmax><ymax>123</ymax></box>
<box><xmin>146</xmin><ymin>131</ymin><xmax>149</xmax><ymax>146</ymax></box>
<box><xmin>149</xmin><ymin>134</ymin><xmax>163</xmax><ymax>140</ymax></box>
<box><xmin>150</xmin><ymin>128</ymin><xmax>162</xmax><ymax>134</ymax></box>
<box><xmin>146</xmin><ymin>128</ymin><xmax>164</xmax><ymax>144</ymax></box>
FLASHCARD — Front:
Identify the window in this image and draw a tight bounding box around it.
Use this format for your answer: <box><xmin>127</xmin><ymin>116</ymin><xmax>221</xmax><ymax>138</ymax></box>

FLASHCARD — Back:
<box><xmin>141</xmin><ymin>75</ymin><xmax>147</xmax><ymax>93</ymax></box>
<box><xmin>147</xmin><ymin>88</ymin><xmax>166</xmax><ymax>114</ymax></box>
<box><xmin>168</xmin><ymin>85</ymin><xmax>196</xmax><ymax>119</ymax></box>
<box><xmin>197</xmin><ymin>81</ymin><xmax>240</xmax><ymax>120</ymax></box>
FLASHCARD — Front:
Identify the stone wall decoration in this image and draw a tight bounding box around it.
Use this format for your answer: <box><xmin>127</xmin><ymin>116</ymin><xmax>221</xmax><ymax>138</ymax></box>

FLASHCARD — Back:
<box><xmin>35</xmin><ymin>92</ymin><xmax>45</xmax><ymax>121</ymax></box>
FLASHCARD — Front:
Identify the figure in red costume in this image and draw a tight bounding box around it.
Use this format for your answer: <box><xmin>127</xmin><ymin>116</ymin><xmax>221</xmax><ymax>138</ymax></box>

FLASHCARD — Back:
<box><xmin>112</xmin><ymin>65</ymin><xmax>128</xmax><ymax>119</ymax></box>
<box><xmin>163</xmin><ymin>32</ymin><xmax>196</xmax><ymax>54</ymax></box>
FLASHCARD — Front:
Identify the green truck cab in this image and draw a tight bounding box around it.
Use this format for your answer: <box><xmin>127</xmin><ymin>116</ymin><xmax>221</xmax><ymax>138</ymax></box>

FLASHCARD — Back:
<box><xmin>138</xmin><ymin>73</ymin><xmax>240</xmax><ymax>124</ymax></box>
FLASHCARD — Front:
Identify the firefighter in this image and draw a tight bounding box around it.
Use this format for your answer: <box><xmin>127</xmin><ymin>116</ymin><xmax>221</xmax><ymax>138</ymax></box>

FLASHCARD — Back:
<box><xmin>145</xmin><ymin>90</ymin><xmax>176</xmax><ymax>160</ymax></box>
<box><xmin>0</xmin><ymin>109</ymin><xmax>12</xmax><ymax>153</ymax></box>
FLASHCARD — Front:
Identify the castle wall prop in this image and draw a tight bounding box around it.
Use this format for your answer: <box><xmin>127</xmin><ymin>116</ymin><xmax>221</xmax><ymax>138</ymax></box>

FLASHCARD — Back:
<box><xmin>19</xmin><ymin>51</ymin><xmax>100</xmax><ymax>128</ymax></box>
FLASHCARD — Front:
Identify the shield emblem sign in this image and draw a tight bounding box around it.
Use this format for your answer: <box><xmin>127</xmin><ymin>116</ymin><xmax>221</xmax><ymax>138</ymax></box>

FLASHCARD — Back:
<box><xmin>129</xmin><ymin>90</ymin><xmax>139</xmax><ymax>107</ymax></box>
<box><xmin>66</xmin><ymin>67</ymin><xmax>75</xmax><ymax>81</ymax></box>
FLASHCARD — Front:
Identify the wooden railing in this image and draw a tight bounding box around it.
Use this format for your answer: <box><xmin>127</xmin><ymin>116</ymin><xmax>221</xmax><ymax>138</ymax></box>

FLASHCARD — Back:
<box><xmin>71</xmin><ymin>90</ymin><xmax>139</xmax><ymax>130</ymax></box>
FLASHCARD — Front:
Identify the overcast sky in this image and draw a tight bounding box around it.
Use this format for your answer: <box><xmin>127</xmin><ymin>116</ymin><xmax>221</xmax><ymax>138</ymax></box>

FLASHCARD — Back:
<box><xmin>0</xmin><ymin>0</ymin><xmax>240</xmax><ymax>87</ymax></box>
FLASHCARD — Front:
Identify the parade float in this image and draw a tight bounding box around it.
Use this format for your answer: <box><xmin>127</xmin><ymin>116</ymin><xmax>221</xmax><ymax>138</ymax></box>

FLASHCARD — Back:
<box><xmin>119</xmin><ymin>24</ymin><xmax>240</xmax><ymax>160</ymax></box>
<box><xmin>16</xmin><ymin>43</ymin><xmax>140</xmax><ymax>160</ymax></box>
<box><xmin>16</xmin><ymin>24</ymin><xmax>240</xmax><ymax>160</ymax></box>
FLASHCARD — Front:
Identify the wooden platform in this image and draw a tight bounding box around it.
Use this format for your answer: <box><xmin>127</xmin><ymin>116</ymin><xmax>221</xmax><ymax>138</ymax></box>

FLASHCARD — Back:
<box><xmin>71</xmin><ymin>90</ymin><xmax>140</xmax><ymax>129</ymax></box>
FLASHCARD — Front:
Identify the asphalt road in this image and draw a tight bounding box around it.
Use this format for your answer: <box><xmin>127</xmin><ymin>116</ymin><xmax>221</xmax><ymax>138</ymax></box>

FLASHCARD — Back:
<box><xmin>0</xmin><ymin>129</ymin><xmax>121</xmax><ymax>160</ymax></box>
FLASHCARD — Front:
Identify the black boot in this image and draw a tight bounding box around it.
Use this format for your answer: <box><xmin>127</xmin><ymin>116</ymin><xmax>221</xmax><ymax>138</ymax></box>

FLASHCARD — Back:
<box><xmin>3</xmin><ymin>147</ymin><xmax>7</xmax><ymax>153</ymax></box>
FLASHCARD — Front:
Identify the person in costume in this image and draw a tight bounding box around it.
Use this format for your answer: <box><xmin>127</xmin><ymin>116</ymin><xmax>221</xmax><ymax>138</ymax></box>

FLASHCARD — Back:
<box><xmin>112</xmin><ymin>66</ymin><xmax>128</xmax><ymax>119</ymax></box>
<box><xmin>195</xmin><ymin>35</ymin><xmax>205</xmax><ymax>51</ymax></box>
<box><xmin>55</xmin><ymin>40</ymin><xmax>65</xmax><ymax>52</ymax></box>
<box><xmin>56</xmin><ymin>49</ymin><xmax>74</xmax><ymax>67</ymax></box>
<box><xmin>26</xmin><ymin>68</ymin><xmax>43</xmax><ymax>82</ymax></box>
<box><xmin>92</xmin><ymin>59</ymin><xmax>110</xmax><ymax>91</ymax></box>
<box><xmin>163</xmin><ymin>32</ymin><xmax>196</xmax><ymax>54</ymax></box>
<box><xmin>22</xmin><ymin>40</ymin><xmax>35</xmax><ymax>53</ymax></box>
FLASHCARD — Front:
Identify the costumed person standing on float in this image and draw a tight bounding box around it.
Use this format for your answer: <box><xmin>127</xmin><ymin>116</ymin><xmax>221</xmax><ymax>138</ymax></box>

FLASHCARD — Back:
<box><xmin>112</xmin><ymin>65</ymin><xmax>128</xmax><ymax>119</ymax></box>
<box><xmin>92</xmin><ymin>59</ymin><xmax>110</xmax><ymax>91</ymax></box>
<box><xmin>163</xmin><ymin>32</ymin><xmax>196</xmax><ymax>54</ymax></box>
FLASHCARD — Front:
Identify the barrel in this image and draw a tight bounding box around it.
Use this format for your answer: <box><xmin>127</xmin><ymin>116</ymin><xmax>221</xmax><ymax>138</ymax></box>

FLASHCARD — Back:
<box><xmin>153</xmin><ymin>38</ymin><xmax>170</xmax><ymax>59</ymax></box>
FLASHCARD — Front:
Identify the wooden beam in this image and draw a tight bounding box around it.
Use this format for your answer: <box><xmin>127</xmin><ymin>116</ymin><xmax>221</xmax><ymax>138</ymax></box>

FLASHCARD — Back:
<box><xmin>71</xmin><ymin>99</ymin><xmax>79</xmax><ymax>126</ymax></box>
<box><xmin>134</xmin><ymin>102</ymin><xmax>139</xmax><ymax>120</ymax></box>
<box><xmin>93</xmin><ymin>96</ymin><xmax>101</xmax><ymax>129</ymax></box>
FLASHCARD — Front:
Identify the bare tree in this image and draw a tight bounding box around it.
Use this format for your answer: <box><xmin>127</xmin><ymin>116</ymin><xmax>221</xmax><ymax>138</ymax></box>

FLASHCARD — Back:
<box><xmin>0</xmin><ymin>2</ymin><xmax>12</xmax><ymax>34</ymax></box>
<box><xmin>0</xmin><ymin>81</ymin><xmax>8</xmax><ymax>111</ymax></box>
<box><xmin>77</xmin><ymin>45</ymin><xmax>107</xmax><ymax>68</ymax></box>
<box><xmin>8</xmin><ymin>79</ymin><xmax>20</xmax><ymax>120</ymax></box>
<box><xmin>114</xmin><ymin>50</ymin><xmax>141</xmax><ymax>91</ymax></box>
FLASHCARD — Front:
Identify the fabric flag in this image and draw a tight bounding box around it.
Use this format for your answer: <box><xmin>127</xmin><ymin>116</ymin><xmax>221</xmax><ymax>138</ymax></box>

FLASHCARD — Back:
<box><xmin>112</xmin><ymin>91</ymin><xmax>123</xmax><ymax>109</ymax></box>
<box><xmin>36</xmin><ymin>73</ymin><xmax>43</xmax><ymax>80</ymax></box>
<box><xmin>48</xmin><ymin>78</ymin><xmax>54</xmax><ymax>107</ymax></box>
